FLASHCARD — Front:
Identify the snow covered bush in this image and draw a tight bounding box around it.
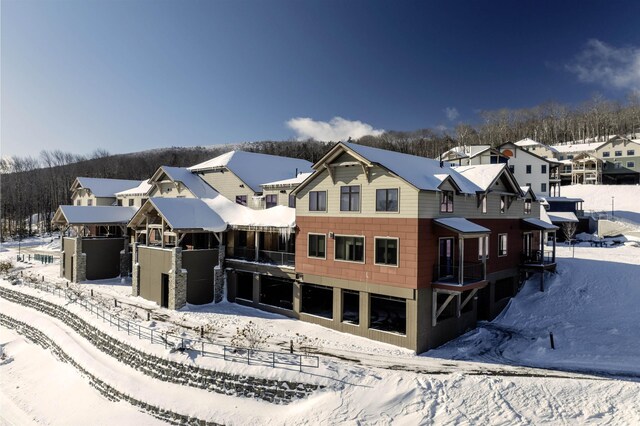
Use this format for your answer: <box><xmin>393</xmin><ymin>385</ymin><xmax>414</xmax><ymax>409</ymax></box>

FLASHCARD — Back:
<box><xmin>231</xmin><ymin>321</ymin><xmax>271</xmax><ymax>352</ymax></box>
<box><xmin>0</xmin><ymin>260</ymin><xmax>13</xmax><ymax>274</ymax></box>
<box><xmin>294</xmin><ymin>333</ymin><xmax>322</xmax><ymax>355</ymax></box>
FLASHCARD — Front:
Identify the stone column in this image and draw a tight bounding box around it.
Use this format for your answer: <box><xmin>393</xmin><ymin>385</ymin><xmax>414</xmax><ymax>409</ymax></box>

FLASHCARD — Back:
<box><xmin>73</xmin><ymin>236</ymin><xmax>86</xmax><ymax>283</ymax></box>
<box><xmin>131</xmin><ymin>243</ymin><xmax>140</xmax><ymax>297</ymax></box>
<box><xmin>213</xmin><ymin>244</ymin><xmax>226</xmax><ymax>303</ymax></box>
<box><xmin>169</xmin><ymin>247</ymin><xmax>187</xmax><ymax>310</ymax></box>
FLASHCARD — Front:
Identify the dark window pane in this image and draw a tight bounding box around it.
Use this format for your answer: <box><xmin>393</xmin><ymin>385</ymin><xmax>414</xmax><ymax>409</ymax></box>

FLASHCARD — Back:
<box><xmin>301</xmin><ymin>284</ymin><xmax>333</xmax><ymax>319</ymax></box>
<box><xmin>342</xmin><ymin>290</ymin><xmax>359</xmax><ymax>324</ymax></box>
<box><xmin>369</xmin><ymin>294</ymin><xmax>406</xmax><ymax>335</ymax></box>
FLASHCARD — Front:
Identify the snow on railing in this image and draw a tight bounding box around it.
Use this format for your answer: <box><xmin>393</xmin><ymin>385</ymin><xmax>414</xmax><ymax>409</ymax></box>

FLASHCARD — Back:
<box><xmin>13</xmin><ymin>279</ymin><xmax>319</xmax><ymax>371</ymax></box>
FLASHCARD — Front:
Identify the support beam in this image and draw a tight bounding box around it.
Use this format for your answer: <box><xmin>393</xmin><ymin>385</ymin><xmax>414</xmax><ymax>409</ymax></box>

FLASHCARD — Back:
<box><xmin>460</xmin><ymin>288</ymin><xmax>478</xmax><ymax>311</ymax></box>
<box><xmin>254</xmin><ymin>231</ymin><xmax>260</xmax><ymax>261</ymax></box>
<box><xmin>432</xmin><ymin>290</ymin><xmax>456</xmax><ymax>326</ymax></box>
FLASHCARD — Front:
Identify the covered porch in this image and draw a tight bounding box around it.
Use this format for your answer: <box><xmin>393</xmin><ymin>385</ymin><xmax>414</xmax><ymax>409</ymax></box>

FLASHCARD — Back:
<box><xmin>226</xmin><ymin>227</ymin><xmax>295</xmax><ymax>268</ymax></box>
<box><xmin>431</xmin><ymin>217</ymin><xmax>490</xmax><ymax>326</ymax></box>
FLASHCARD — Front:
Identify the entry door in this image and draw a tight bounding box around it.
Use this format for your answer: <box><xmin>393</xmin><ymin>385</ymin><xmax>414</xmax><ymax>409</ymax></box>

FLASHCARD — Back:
<box><xmin>161</xmin><ymin>273</ymin><xmax>169</xmax><ymax>308</ymax></box>
<box><xmin>439</xmin><ymin>238</ymin><xmax>454</xmax><ymax>278</ymax></box>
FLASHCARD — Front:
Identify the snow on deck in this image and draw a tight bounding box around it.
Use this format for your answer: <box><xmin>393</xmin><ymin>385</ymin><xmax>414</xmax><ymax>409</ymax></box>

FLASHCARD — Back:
<box><xmin>188</xmin><ymin>151</ymin><xmax>313</xmax><ymax>193</ymax></box>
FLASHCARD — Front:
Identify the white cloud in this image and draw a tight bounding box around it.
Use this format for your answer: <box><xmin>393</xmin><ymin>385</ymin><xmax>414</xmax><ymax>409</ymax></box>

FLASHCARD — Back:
<box><xmin>444</xmin><ymin>107</ymin><xmax>459</xmax><ymax>121</ymax></box>
<box><xmin>566</xmin><ymin>39</ymin><xmax>640</xmax><ymax>92</ymax></box>
<box><xmin>286</xmin><ymin>117</ymin><xmax>384</xmax><ymax>141</ymax></box>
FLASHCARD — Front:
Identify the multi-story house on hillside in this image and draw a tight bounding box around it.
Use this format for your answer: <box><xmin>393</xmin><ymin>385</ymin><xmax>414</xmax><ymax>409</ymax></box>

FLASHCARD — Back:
<box><xmin>70</xmin><ymin>177</ymin><xmax>142</xmax><ymax>206</ymax></box>
<box><xmin>289</xmin><ymin>142</ymin><xmax>556</xmax><ymax>352</ymax></box>
<box><xmin>497</xmin><ymin>142</ymin><xmax>561</xmax><ymax>197</ymax></box>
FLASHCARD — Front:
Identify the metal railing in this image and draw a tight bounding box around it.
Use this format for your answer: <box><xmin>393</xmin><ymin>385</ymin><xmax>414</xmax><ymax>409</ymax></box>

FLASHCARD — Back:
<box><xmin>230</xmin><ymin>247</ymin><xmax>295</xmax><ymax>267</ymax></box>
<box><xmin>521</xmin><ymin>250</ymin><xmax>555</xmax><ymax>265</ymax></box>
<box><xmin>13</xmin><ymin>279</ymin><xmax>319</xmax><ymax>371</ymax></box>
<box><xmin>231</xmin><ymin>246</ymin><xmax>256</xmax><ymax>261</ymax></box>
<box><xmin>433</xmin><ymin>261</ymin><xmax>485</xmax><ymax>285</ymax></box>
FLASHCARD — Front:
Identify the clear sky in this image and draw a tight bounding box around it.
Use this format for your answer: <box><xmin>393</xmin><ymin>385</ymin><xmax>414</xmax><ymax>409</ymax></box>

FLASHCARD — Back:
<box><xmin>2</xmin><ymin>0</ymin><xmax>639</xmax><ymax>158</ymax></box>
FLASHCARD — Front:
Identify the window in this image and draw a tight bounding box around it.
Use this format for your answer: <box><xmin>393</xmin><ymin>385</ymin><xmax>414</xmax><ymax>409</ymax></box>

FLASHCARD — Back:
<box><xmin>478</xmin><ymin>235</ymin><xmax>489</xmax><ymax>259</ymax></box>
<box><xmin>117</xmin><ymin>199</ymin><xmax>123</xmax><ymax>206</ymax></box>
<box><xmin>627</xmin><ymin>150</ymin><xmax>635</xmax><ymax>156</ymax></box>
<box><xmin>309</xmin><ymin>191</ymin><xmax>326</xmax><ymax>211</ymax></box>
<box><xmin>375</xmin><ymin>238</ymin><xmax>398</xmax><ymax>266</ymax></box>
<box><xmin>541</xmin><ymin>164</ymin><xmax>547</xmax><ymax>173</ymax></box>
<box><xmin>627</xmin><ymin>161</ymin><xmax>635</xmax><ymax>168</ymax></box>
<box><xmin>235</xmin><ymin>272</ymin><xmax>253</xmax><ymax>301</ymax></box>
<box><xmin>602</xmin><ymin>151</ymin><xmax>610</xmax><ymax>157</ymax></box>
<box><xmin>500</xmin><ymin>195</ymin><xmax>507</xmax><ymax>213</ymax></box>
<box><xmin>440</xmin><ymin>190</ymin><xmax>454</xmax><ymax>213</ymax></box>
<box><xmin>308</xmin><ymin>234</ymin><xmax>326</xmax><ymax>258</ymax></box>
<box><xmin>76</xmin><ymin>200</ymin><xmax>81</xmax><ymax>206</ymax></box>
<box><xmin>128</xmin><ymin>199</ymin><xmax>135</xmax><ymax>207</ymax></box>
<box><xmin>567</xmin><ymin>155</ymin><xmax>574</xmax><ymax>160</ymax></box>
<box><xmin>526</xmin><ymin>165</ymin><xmax>532</xmax><ymax>174</ymax></box>
<box><xmin>259</xmin><ymin>277</ymin><xmax>293</xmax><ymax>310</ymax></box>
<box><xmin>481</xmin><ymin>195</ymin><xmax>487</xmax><ymax>214</ymax></box>
<box><xmin>301</xmin><ymin>284</ymin><xmax>333</xmax><ymax>319</ymax></box>
<box><xmin>335</xmin><ymin>236</ymin><xmax>364</xmax><ymax>262</ymax></box>
<box><xmin>87</xmin><ymin>199</ymin><xmax>93</xmax><ymax>206</ymax></box>
<box><xmin>509</xmin><ymin>165</ymin><xmax>515</xmax><ymax>173</ymax></box>
<box><xmin>340</xmin><ymin>186</ymin><xmax>360</xmax><ymax>211</ymax></box>
<box><xmin>265</xmin><ymin>194</ymin><xmax>278</xmax><ymax>209</ymax></box>
<box><xmin>524</xmin><ymin>198</ymin><xmax>532</xmax><ymax>214</ymax></box>
<box><xmin>288</xmin><ymin>194</ymin><xmax>296</xmax><ymax>208</ymax></box>
<box><xmin>615</xmin><ymin>150</ymin><xmax>622</xmax><ymax>157</ymax></box>
<box><xmin>615</xmin><ymin>162</ymin><xmax>622</xmax><ymax>169</ymax></box>
<box><xmin>376</xmin><ymin>189</ymin><xmax>398</xmax><ymax>212</ymax></box>
<box><xmin>498</xmin><ymin>233</ymin><xmax>508</xmax><ymax>257</ymax></box>
<box><xmin>342</xmin><ymin>290</ymin><xmax>359</xmax><ymax>325</ymax></box>
<box><xmin>235</xmin><ymin>195</ymin><xmax>247</xmax><ymax>206</ymax></box>
<box><xmin>541</xmin><ymin>183</ymin><xmax>547</xmax><ymax>193</ymax></box>
<box><xmin>369</xmin><ymin>294</ymin><xmax>406</xmax><ymax>335</ymax></box>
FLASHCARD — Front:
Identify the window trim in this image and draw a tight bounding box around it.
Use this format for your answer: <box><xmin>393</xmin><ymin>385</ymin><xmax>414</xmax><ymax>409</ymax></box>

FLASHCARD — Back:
<box><xmin>340</xmin><ymin>185</ymin><xmax>361</xmax><ymax>212</ymax></box>
<box><xmin>481</xmin><ymin>195</ymin><xmax>487</xmax><ymax>214</ymax></box>
<box><xmin>627</xmin><ymin>150</ymin><xmax>635</xmax><ymax>156</ymax></box>
<box><xmin>602</xmin><ymin>151</ymin><xmax>610</xmax><ymax>157</ymax></box>
<box><xmin>373</xmin><ymin>236</ymin><xmax>399</xmax><ymax>267</ymax></box>
<box><xmin>478</xmin><ymin>235</ymin><xmax>490</xmax><ymax>260</ymax></box>
<box><xmin>440</xmin><ymin>190</ymin><xmax>454</xmax><ymax>213</ymax></box>
<box><xmin>375</xmin><ymin>188</ymin><xmax>400</xmax><ymax>213</ymax></box>
<box><xmin>615</xmin><ymin>150</ymin><xmax>622</xmax><ymax>157</ymax></box>
<box><xmin>308</xmin><ymin>190</ymin><xmax>327</xmax><ymax>212</ymax></box>
<box><xmin>265</xmin><ymin>194</ymin><xmax>278</xmax><ymax>209</ymax></box>
<box><xmin>626</xmin><ymin>161</ymin><xmax>635</xmax><ymax>168</ymax></box>
<box><xmin>307</xmin><ymin>233</ymin><xmax>327</xmax><ymax>260</ymax></box>
<box><xmin>235</xmin><ymin>195</ymin><xmax>248</xmax><ymax>206</ymax></box>
<box><xmin>526</xmin><ymin>165</ymin><xmax>532</xmax><ymax>174</ymax></box>
<box><xmin>498</xmin><ymin>233</ymin><xmax>508</xmax><ymax>257</ymax></box>
<box><xmin>341</xmin><ymin>289</ymin><xmax>360</xmax><ymax>326</ymax></box>
<box><xmin>541</xmin><ymin>164</ymin><xmax>547</xmax><ymax>174</ymax></box>
<box><xmin>333</xmin><ymin>234</ymin><xmax>366</xmax><ymax>264</ymax></box>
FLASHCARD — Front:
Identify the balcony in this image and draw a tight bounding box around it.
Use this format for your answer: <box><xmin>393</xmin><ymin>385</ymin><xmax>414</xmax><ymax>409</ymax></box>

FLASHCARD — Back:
<box><xmin>432</xmin><ymin>261</ymin><xmax>486</xmax><ymax>288</ymax></box>
<box><xmin>230</xmin><ymin>246</ymin><xmax>295</xmax><ymax>267</ymax></box>
<box><xmin>521</xmin><ymin>250</ymin><xmax>555</xmax><ymax>266</ymax></box>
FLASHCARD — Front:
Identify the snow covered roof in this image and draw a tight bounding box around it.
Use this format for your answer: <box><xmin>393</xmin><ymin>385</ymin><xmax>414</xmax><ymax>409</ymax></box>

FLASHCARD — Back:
<box><xmin>342</xmin><ymin>143</ymin><xmax>482</xmax><ymax>194</ymax></box>
<box><xmin>261</xmin><ymin>172</ymin><xmax>313</xmax><ymax>188</ymax></box>
<box><xmin>188</xmin><ymin>151</ymin><xmax>313</xmax><ymax>193</ymax></box>
<box><xmin>546</xmin><ymin>196</ymin><xmax>584</xmax><ymax>203</ymax></box>
<box><xmin>520</xmin><ymin>186</ymin><xmax>537</xmax><ymax>201</ymax></box>
<box><xmin>434</xmin><ymin>218</ymin><xmax>490</xmax><ymax>235</ymax></box>
<box><xmin>452</xmin><ymin>164</ymin><xmax>507</xmax><ymax>192</ymax></box>
<box><xmin>548</xmin><ymin>212</ymin><xmax>579</xmax><ymax>223</ymax></box>
<box><xmin>154</xmin><ymin>167</ymin><xmax>219</xmax><ymax>199</ymax></box>
<box><xmin>72</xmin><ymin>177</ymin><xmax>142</xmax><ymax>198</ymax></box>
<box><xmin>551</xmin><ymin>141</ymin><xmax>608</xmax><ymax>153</ymax></box>
<box><xmin>514</xmin><ymin>138</ymin><xmax>559</xmax><ymax>153</ymax></box>
<box><xmin>53</xmin><ymin>205</ymin><xmax>138</xmax><ymax>225</ymax></box>
<box><xmin>115</xmin><ymin>180</ymin><xmax>152</xmax><ymax>197</ymax></box>
<box><xmin>148</xmin><ymin>198</ymin><xmax>228</xmax><ymax>232</ymax></box>
<box><xmin>523</xmin><ymin>218</ymin><xmax>559</xmax><ymax>230</ymax></box>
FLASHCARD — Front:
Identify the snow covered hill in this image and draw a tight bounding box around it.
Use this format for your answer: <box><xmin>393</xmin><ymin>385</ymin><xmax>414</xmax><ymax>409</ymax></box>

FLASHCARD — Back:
<box><xmin>561</xmin><ymin>184</ymin><xmax>640</xmax><ymax>224</ymax></box>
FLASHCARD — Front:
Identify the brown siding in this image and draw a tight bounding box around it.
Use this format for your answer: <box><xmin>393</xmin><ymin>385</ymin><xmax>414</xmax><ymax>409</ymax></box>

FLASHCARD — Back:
<box><xmin>138</xmin><ymin>246</ymin><xmax>172</xmax><ymax>305</ymax></box>
<box><xmin>83</xmin><ymin>238</ymin><xmax>125</xmax><ymax>280</ymax></box>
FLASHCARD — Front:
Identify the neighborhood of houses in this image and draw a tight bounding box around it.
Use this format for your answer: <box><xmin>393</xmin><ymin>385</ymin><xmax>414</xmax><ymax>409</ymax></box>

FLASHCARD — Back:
<box><xmin>50</xmin><ymin>136</ymin><xmax>640</xmax><ymax>353</ymax></box>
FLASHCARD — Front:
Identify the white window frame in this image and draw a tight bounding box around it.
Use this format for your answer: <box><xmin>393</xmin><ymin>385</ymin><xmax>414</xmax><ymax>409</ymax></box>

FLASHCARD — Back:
<box><xmin>308</xmin><ymin>190</ymin><xmax>327</xmax><ymax>212</ymax></box>
<box><xmin>307</xmin><ymin>233</ymin><xmax>327</xmax><ymax>260</ymax></box>
<box><xmin>498</xmin><ymin>233</ymin><xmax>508</xmax><ymax>257</ymax></box>
<box><xmin>478</xmin><ymin>235</ymin><xmax>489</xmax><ymax>260</ymax></box>
<box><xmin>524</xmin><ymin>198</ymin><xmax>532</xmax><ymax>215</ymax></box>
<box><xmin>627</xmin><ymin>161</ymin><xmax>635</xmax><ymax>168</ymax></box>
<box><xmin>334</xmin><ymin>234</ymin><xmax>365</xmax><ymax>264</ymax></box>
<box><xmin>440</xmin><ymin>190</ymin><xmax>454</xmax><ymax>213</ymax></box>
<box><xmin>374</xmin><ymin>236</ymin><xmax>399</xmax><ymax>267</ymax></box>
<box><xmin>340</xmin><ymin>185</ymin><xmax>361</xmax><ymax>212</ymax></box>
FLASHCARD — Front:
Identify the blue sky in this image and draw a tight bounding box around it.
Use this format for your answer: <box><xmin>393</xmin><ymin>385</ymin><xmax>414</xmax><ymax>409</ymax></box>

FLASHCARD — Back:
<box><xmin>2</xmin><ymin>0</ymin><xmax>639</xmax><ymax>158</ymax></box>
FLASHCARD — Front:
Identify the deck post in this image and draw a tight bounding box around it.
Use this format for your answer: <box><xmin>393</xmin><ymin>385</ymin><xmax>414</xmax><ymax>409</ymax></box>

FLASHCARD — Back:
<box><xmin>458</xmin><ymin>237</ymin><xmax>464</xmax><ymax>285</ymax></box>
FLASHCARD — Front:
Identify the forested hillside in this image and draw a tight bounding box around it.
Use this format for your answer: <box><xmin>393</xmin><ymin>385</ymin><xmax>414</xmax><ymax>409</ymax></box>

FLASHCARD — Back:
<box><xmin>2</xmin><ymin>94</ymin><xmax>638</xmax><ymax>237</ymax></box>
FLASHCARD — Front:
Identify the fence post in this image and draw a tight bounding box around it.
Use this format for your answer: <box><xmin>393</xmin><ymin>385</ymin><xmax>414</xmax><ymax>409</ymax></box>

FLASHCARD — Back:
<box><xmin>272</xmin><ymin>352</ymin><xmax>275</xmax><ymax>368</ymax></box>
<box><xmin>299</xmin><ymin>354</ymin><xmax>302</xmax><ymax>372</ymax></box>
<box><xmin>151</xmin><ymin>329</ymin><xmax>153</xmax><ymax>343</ymax></box>
<box><xmin>247</xmin><ymin>348</ymin><xmax>250</xmax><ymax>365</ymax></box>
<box><xmin>201</xmin><ymin>341</ymin><xmax>204</xmax><ymax>356</ymax></box>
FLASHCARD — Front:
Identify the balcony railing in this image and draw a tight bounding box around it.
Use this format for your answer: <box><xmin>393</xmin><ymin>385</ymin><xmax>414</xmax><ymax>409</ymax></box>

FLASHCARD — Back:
<box><xmin>230</xmin><ymin>246</ymin><xmax>295</xmax><ymax>267</ymax></box>
<box><xmin>433</xmin><ymin>261</ymin><xmax>485</xmax><ymax>285</ymax></box>
<box><xmin>521</xmin><ymin>250</ymin><xmax>555</xmax><ymax>265</ymax></box>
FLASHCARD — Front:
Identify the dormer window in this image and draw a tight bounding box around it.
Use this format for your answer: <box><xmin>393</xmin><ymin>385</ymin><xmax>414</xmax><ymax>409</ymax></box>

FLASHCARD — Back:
<box><xmin>440</xmin><ymin>191</ymin><xmax>454</xmax><ymax>213</ymax></box>
<box><xmin>524</xmin><ymin>199</ymin><xmax>532</xmax><ymax>214</ymax></box>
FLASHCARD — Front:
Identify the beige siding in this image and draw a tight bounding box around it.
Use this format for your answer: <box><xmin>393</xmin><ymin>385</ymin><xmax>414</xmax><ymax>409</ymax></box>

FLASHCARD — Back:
<box><xmin>197</xmin><ymin>170</ymin><xmax>259</xmax><ymax>208</ymax></box>
<box><xmin>296</xmin><ymin>154</ymin><xmax>419</xmax><ymax>218</ymax></box>
<box><xmin>147</xmin><ymin>182</ymin><xmax>195</xmax><ymax>198</ymax></box>
<box><xmin>116</xmin><ymin>194</ymin><xmax>148</xmax><ymax>207</ymax></box>
<box><xmin>71</xmin><ymin>192</ymin><xmax>115</xmax><ymax>206</ymax></box>
<box><xmin>262</xmin><ymin>187</ymin><xmax>294</xmax><ymax>207</ymax></box>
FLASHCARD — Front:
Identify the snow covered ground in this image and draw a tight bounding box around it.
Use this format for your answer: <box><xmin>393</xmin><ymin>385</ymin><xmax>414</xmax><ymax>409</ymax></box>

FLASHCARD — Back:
<box><xmin>561</xmin><ymin>184</ymin><xmax>640</xmax><ymax>224</ymax></box>
<box><xmin>2</xmin><ymin>186</ymin><xmax>640</xmax><ymax>424</ymax></box>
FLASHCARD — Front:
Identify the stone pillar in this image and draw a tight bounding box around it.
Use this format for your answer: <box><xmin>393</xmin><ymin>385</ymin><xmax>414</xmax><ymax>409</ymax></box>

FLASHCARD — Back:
<box><xmin>73</xmin><ymin>236</ymin><xmax>86</xmax><ymax>283</ymax></box>
<box><xmin>169</xmin><ymin>247</ymin><xmax>187</xmax><ymax>310</ymax></box>
<box><xmin>213</xmin><ymin>245</ymin><xmax>226</xmax><ymax>303</ymax></box>
<box><xmin>119</xmin><ymin>238</ymin><xmax>131</xmax><ymax>278</ymax></box>
<box><xmin>131</xmin><ymin>243</ymin><xmax>140</xmax><ymax>297</ymax></box>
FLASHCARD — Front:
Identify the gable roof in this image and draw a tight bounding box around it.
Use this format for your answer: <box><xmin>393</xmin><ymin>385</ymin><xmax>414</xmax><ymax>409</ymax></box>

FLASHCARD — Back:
<box><xmin>115</xmin><ymin>180</ymin><xmax>152</xmax><ymax>197</ymax></box>
<box><xmin>451</xmin><ymin>164</ymin><xmax>508</xmax><ymax>191</ymax></box>
<box><xmin>188</xmin><ymin>150</ymin><xmax>313</xmax><ymax>193</ymax></box>
<box><xmin>514</xmin><ymin>138</ymin><xmax>559</xmax><ymax>153</ymax></box>
<box><xmin>145</xmin><ymin>198</ymin><xmax>228</xmax><ymax>232</ymax></box>
<box><xmin>261</xmin><ymin>172</ymin><xmax>314</xmax><ymax>188</ymax></box>
<box><xmin>53</xmin><ymin>205</ymin><xmax>138</xmax><ymax>226</ymax></box>
<box><xmin>498</xmin><ymin>142</ymin><xmax>562</xmax><ymax>164</ymax></box>
<box><xmin>149</xmin><ymin>166</ymin><xmax>219</xmax><ymax>199</ymax></box>
<box><xmin>320</xmin><ymin>142</ymin><xmax>482</xmax><ymax>194</ymax></box>
<box><xmin>71</xmin><ymin>177</ymin><xmax>142</xmax><ymax>198</ymax></box>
